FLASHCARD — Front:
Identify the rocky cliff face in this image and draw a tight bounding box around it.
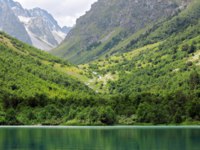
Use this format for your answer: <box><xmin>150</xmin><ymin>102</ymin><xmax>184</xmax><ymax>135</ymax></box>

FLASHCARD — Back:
<box><xmin>52</xmin><ymin>0</ymin><xmax>191</xmax><ymax>64</ymax></box>
<box><xmin>0</xmin><ymin>0</ymin><xmax>32</xmax><ymax>44</ymax></box>
<box><xmin>0</xmin><ymin>0</ymin><xmax>69</xmax><ymax>50</ymax></box>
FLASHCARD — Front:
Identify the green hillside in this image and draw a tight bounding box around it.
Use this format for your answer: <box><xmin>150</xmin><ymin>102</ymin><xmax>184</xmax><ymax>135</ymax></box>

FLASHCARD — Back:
<box><xmin>0</xmin><ymin>32</ymin><xmax>108</xmax><ymax>125</ymax></box>
<box><xmin>79</xmin><ymin>0</ymin><xmax>200</xmax><ymax>124</ymax></box>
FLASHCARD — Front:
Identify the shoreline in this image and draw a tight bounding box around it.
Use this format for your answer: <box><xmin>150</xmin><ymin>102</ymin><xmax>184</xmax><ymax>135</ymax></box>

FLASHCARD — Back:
<box><xmin>0</xmin><ymin>125</ymin><xmax>200</xmax><ymax>129</ymax></box>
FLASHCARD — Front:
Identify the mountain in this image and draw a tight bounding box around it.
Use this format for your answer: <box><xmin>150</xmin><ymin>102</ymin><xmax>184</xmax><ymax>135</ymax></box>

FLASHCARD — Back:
<box><xmin>80</xmin><ymin>0</ymin><xmax>200</xmax><ymax>124</ymax></box>
<box><xmin>0</xmin><ymin>0</ymin><xmax>69</xmax><ymax>51</ymax></box>
<box><xmin>85</xmin><ymin>0</ymin><xmax>200</xmax><ymax>94</ymax></box>
<box><xmin>0</xmin><ymin>0</ymin><xmax>32</xmax><ymax>44</ymax></box>
<box><xmin>52</xmin><ymin>0</ymin><xmax>191</xmax><ymax>64</ymax></box>
<box><xmin>14</xmin><ymin>7</ymin><xmax>68</xmax><ymax>51</ymax></box>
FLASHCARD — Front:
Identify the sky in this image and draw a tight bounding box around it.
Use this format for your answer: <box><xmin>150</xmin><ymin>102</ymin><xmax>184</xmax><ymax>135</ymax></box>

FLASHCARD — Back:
<box><xmin>15</xmin><ymin>0</ymin><xmax>98</xmax><ymax>27</ymax></box>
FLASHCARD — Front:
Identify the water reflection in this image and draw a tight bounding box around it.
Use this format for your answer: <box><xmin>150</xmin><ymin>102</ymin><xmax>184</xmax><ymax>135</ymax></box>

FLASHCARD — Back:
<box><xmin>0</xmin><ymin>126</ymin><xmax>199</xmax><ymax>150</ymax></box>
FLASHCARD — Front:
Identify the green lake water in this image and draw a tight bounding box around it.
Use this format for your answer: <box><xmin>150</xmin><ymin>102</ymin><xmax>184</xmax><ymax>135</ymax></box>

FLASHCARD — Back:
<box><xmin>0</xmin><ymin>126</ymin><xmax>199</xmax><ymax>150</ymax></box>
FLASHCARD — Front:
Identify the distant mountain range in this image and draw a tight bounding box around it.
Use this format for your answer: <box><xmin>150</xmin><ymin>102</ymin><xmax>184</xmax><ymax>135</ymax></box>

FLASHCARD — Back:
<box><xmin>0</xmin><ymin>0</ymin><xmax>71</xmax><ymax>50</ymax></box>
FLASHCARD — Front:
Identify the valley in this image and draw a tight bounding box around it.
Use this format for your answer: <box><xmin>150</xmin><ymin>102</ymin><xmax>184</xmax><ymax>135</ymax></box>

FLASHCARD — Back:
<box><xmin>0</xmin><ymin>0</ymin><xmax>200</xmax><ymax>126</ymax></box>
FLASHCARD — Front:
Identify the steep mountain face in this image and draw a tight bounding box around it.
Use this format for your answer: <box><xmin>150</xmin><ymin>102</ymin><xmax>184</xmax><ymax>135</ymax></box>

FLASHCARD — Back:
<box><xmin>0</xmin><ymin>0</ymin><xmax>69</xmax><ymax>51</ymax></box>
<box><xmin>52</xmin><ymin>0</ymin><xmax>191</xmax><ymax>64</ymax></box>
<box><xmin>14</xmin><ymin>7</ymin><xmax>68</xmax><ymax>50</ymax></box>
<box><xmin>0</xmin><ymin>0</ymin><xmax>32</xmax><ymax>44</ymax></box>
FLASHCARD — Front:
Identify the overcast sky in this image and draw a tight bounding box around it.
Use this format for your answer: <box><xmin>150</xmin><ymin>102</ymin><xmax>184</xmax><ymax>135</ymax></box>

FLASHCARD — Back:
<box><xmin>15</xmin><ymin>0</ymin><xmax>97</xmax><ymax>27</ymax></box>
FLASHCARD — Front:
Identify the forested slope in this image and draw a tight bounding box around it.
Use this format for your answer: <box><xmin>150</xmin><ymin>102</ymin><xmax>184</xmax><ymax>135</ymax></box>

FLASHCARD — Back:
<box><xmin>0</xmin><ymin>32</ymin><xmax>105</xmax><ymax>125</ymax></box>
<box><xmin>80</xmin><ymin>0</ymin><xmax>200</xmax><ymax>124</ymax></box>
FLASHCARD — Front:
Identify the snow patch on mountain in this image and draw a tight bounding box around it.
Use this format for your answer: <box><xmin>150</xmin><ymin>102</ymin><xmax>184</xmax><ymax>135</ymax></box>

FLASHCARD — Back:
<box><xmin>52</xmin><ymin>30</ymin><xmax>66</xmax><ymax>43</ymax></box>
<box><xmin>18</xmin><ymin>16</ymin><xmax>31</xmax><ymax>24</ymax></box>
<box><xmin>26</xmin><ymin>27</ymin><xmax>54</xmax><ymax>50</ymax></box>
<box><xmin>16</xmin><ymin>9</ymin><xmax>68</xmax><ymax>51</ymax></box>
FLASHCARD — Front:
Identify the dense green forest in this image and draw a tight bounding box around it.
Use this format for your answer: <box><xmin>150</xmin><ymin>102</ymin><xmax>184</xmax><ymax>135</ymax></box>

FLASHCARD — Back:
<box><xmin>0</xmin><ymin>0</ymin><xmax>200</xmax><ymax>125</ymax></box>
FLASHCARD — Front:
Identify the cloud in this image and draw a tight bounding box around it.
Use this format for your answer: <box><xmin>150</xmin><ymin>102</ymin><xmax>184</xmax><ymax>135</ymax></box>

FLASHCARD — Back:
<box><xmin>15</xmin><ymin>0</ymin><xmax>97</xmax><ymax>27</ymax></box>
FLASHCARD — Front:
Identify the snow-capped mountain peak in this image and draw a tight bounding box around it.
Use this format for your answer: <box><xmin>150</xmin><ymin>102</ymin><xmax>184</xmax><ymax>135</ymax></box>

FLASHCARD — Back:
<box><xmin>0</xmin><ymin>0</ymin><xmax>32</xmax><ymax>44</ymax></box>
<box><xmin>0</xmin><ymin>0</ymin><xmax>71</xmax><ymax>51</ymax></box>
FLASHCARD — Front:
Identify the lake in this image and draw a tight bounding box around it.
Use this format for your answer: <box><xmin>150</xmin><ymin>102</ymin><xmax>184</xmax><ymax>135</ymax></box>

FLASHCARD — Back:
<box><xmin>0</xmin><ymin>126</ymin><xmax>199</xmax><ymax>150</ymax></box>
